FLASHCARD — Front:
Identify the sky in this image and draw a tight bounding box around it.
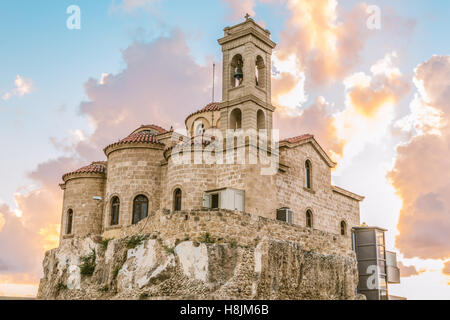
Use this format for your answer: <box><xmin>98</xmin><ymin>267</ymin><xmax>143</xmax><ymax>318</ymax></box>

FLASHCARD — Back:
<box><xmin>0</xmin><ymin>0</ymin><xmax>449</xmax><ymax>299</ymax></box>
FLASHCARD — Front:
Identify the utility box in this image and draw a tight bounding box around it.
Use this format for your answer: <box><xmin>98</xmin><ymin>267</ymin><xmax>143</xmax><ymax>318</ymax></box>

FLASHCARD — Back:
<box><xmin>276</xmin><ymin>207</ymin><xmax>293</xmax><ymax>224</ymax></box>
<box><xmin>386</xmin><ymin>251</ymin><xmax>400</xmax><ymax>284</ymax></box>
<box><xmin>203</xmin><ymin>188</ymin><xmax>245</xmax><ymax>211</ymax></box>
<box><xmin>352</xmin><ymin>226</ymin><xmax>389</xmax><ymax>300</ymax></box>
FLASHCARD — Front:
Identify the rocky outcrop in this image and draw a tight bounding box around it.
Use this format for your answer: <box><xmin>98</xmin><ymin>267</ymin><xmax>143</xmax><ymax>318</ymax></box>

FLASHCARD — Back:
<box><xmin>37</xmin><ymin>234</ymin><xmax>359</xmax><ymax>300</ymax></box>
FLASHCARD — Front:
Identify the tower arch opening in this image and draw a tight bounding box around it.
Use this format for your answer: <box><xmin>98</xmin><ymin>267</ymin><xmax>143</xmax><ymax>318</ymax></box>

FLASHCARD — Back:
<box><xmin>230</xmin><ymin>54</ymin><xmax>244</xmax><ymax>88</ymax></box>
<box><xmin>255</xmin><ymin>55</ymin><xmax>266</xmax><ymax>88</ymax></box>
<box><xmin>229</xmin><ymin>108</ymin><xmax>242</xmax><ymax>130</ymax></box>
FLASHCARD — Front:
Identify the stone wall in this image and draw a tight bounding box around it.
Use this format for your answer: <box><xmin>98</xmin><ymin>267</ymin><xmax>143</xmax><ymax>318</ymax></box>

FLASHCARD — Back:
<box><xmin>102</xmin><ymin>209</ymin><xmax>353</xmax><ymax>257</ymax></box>
<box><xmin>39</xmin><ymin>209</ymin><xmax>359</xmax><ymax>300</ymax></box>
<box><xmin>103</xmin><ymin>146</ymin><xmax>164</xmax><ymax>230</ymax></box>
<box><xmin>277</xmin><ymin>143</ymin><xmax>360</xmax><ymax>234</ymax></box>
<box><xmin>60</xmin><ymin>175</ymin><xmax>106</xmax><ymax>243</ymax></box>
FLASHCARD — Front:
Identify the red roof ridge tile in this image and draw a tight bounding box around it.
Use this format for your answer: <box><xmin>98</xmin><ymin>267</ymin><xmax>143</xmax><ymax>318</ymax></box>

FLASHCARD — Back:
<box><xmin>185</xmin><ymin>102</ymin><xmax>220</xmax><ymax>123</ymax></box>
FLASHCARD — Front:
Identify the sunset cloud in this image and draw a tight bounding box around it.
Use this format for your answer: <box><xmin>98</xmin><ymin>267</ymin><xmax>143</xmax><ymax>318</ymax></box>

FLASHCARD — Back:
<box><xmin>76</xmin><ymin>29</ymin><xmax>214</xmax><ymax>160</ymax></box>
<box><xmin>0</xmin><ymin>157</ymin><xmax>83</xmax><ymax>289</ymax></box>
<box><xmin>2</xmin><ymin>75</ymin><xmax>34</xmax><ymax>101</ymax></box>
<box><xmin>274</xmin><ymin>96</ymin><xmax>343</xmax><ymax>158</ymax></box>
<box><xmin>273</xmin><ymin>0</ymin><xmax>370</xmax><ymax>87</ymax></box>
<box><xmin>443</xmin><ymin>261</ymin><xmax>450</xmax><ymax>276</ymax></box>
<box><xmin>223</xmin><ymin>0</ymin><xmax>256</xmax><ymax>20</ymax></box>
<box><xmin>398</xmin><ymin>261</ymin><xmax>420</xmax><ymax>278</ymax></box>
<box><xmin>389</xmin><ymin>55</ymin><xmax>450</xmax><ymax>260</ymax></box>
<box><xmin>0</xmin><ymin>30</ymin><xmax>216</xmax><ymax>292</ymax></box>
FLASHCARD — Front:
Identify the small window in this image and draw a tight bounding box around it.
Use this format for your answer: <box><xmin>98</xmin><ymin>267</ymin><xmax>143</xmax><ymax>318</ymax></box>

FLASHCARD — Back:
<box><xmin>340</xmin><ymin>220</ymin><xmax>347</xmax><ymax>236</ymax></box>
<box><xmin>305</xmin><ymin>160</ymin><xmax>312</xmax><ymax>189</ymax></box>
<box><xmin>211</xmin><ymin>193</ymin><xmax>219</xmax><ymax>209</ymax></box>
<box><xmin>306</xmin><ymin>210</ymin><xmax>313</xmax><ymax>228</ymax></box>
<box><xmin>132</xmin><ymin>195</ymin><xmax>148</xmax><ymax>224</ymax></box>
<box><xmin>197</xmin><ymin>123</ymin><xmax>205</xmax><ymax>135</ymax></box>
<box><xmin>66</xmin><ymin>209</ymin><xmax>73</xmax><ymax>234</ymax></box>
<box><xmin>110</xmin><ymin>197</ymin><xmax>120</xmax><ymax>225</ymax></box>
<box><xmin>173</xmin><ymin>188</ymin><xmax>182</xmax><ymax>211</ymax></box>
<box><xmin>276</xmin><ymin>208</ymin><xmax>293</xmax><ymax>224</ymax></box>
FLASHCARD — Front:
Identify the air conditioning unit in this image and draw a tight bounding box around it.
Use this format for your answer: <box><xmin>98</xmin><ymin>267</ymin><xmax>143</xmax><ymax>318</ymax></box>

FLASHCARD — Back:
<box><xmin>203</xmin><ymin>188</ymin><xmax>245</xmax><ymax>211</ymax></box>
<box><xmin>276</xmin><ymin>208</ymin><xmax>293</xmax><ymax>224</ymax></box>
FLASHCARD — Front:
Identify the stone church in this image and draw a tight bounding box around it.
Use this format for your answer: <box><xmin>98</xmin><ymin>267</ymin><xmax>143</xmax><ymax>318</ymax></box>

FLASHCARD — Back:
<box><xmin>58</xmin><ymin>17</ymin><xmax>363</xmax><ymax>245</ymax></box>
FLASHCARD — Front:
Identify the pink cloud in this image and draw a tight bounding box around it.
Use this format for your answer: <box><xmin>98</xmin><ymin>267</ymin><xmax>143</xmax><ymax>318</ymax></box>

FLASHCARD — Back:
<box><xmin>0</xmin><ymin>30</ymin><xmax>217</xmax><ymax>290</ymax></box>
<box><xmin>397</xmin><ymin>261</ymin><xmax>420</xmax><ymax>278</ymax></box>
<box><xmin>389</xmin><ymin>56</ymin><xmax>450</xmax><ymax>260</ymax></box>
<box><xmin>76</xmin><ymin>29</ymin><xmax>214</xmax><ymax>160</ymax></box>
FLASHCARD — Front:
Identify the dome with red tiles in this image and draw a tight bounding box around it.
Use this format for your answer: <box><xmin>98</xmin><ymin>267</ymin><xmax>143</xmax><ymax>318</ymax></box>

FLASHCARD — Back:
<box><xmin>130</xmin><ymin>124</ymin><xmax>169</xmax><ymax>135</ymax></box>
<box><xmin>104</xmin><ymin>129</ymin><xmax>165</xmax><ymax>156</ymax></box>
<box><xmin>62</xmin><ymin>161</ymin><xmax>107</xmax><ymax>181</ymax></box>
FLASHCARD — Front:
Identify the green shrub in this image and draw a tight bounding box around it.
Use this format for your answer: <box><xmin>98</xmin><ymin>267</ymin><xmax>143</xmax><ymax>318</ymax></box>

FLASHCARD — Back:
<box><xmin>164</xmin><ymin>245</ymin><xmax>175</xmax><ymax>255</ymax></box>
<box><xmin>139</xmin><ymin>292</ymin><xmax>149</xmax><ymax>300</ymax></box>
<box><xmin>99</xmin><ymin>285</ymin><xmax>109</xmax><ymax>293</ymax></box>
<box><xmin>229</xmin><ymin>240</ymin><xmax>238</xmax><ymax>249</ymax></box>
<box><xmin>100</xmin><ymin>238</ymin><xmax>113</xmax><ymax>251</ymax></box>
<box><xmin>199</xmin><ymin>232</ymin><xmax>215</xmax><ymax>244</ymax></box>
<box><xmin>79</xmin><ymin>249</ymin><xmax>96</xmax><ymax>276</ymax></box>
<box><xmin>126</xmin><ymin>235</ymin><xmax>146</xmax><ymax>249</ymax></box>
<box><xmin>112</xmin><ymin>266</ymin><xmax>121</xmax><ymax>280</ymax></box>
<box><xmin>55</xmin><ymin>282</ymin><xmax>67</xmax><ymax>295</ymax></box>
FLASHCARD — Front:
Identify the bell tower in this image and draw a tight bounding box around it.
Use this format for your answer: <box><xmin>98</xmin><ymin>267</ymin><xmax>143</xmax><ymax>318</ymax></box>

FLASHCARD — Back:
<box><xmin>217</xmin><ymin>15</ymin><xmax>277</xmax><ymax>135</ymax></box>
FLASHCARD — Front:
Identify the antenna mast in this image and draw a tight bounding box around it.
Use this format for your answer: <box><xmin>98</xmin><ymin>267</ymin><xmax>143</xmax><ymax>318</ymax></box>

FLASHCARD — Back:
<box><xmin>212</xmin><ymin>62</ymin><xmax>215</xmax><ymax>103</ymax></box>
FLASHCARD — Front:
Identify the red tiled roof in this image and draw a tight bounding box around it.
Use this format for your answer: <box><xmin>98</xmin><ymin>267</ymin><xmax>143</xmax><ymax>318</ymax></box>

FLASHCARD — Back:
<box><xmin>185</xmin><ymin>102</ymin><xmax>220</xmax><ymax>122</ymax></box>
<box><xmin>104</xmin><ymin>130</ymin><xmax>165</xmax><ymax>154</ymax></box>
<box><xmin>62</xmin><ymin>161</ymin><xmax>107</xmax><ymax>181</ymax></box>
<box><xmin>280</xmin><ymin>134</ymin><xmax>314</xmax><ymax>144</ymax></box>
<box><xmin>134</xmin><ymin>124</ymin><xmax>168</xmax><ymax>134</ymax></box>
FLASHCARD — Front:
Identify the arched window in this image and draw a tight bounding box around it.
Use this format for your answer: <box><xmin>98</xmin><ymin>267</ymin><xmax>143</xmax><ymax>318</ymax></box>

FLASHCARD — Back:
<box><xmin>132</xmin><ymin>195</ymin><xmax>148</xmax><ymax>224</ymax></box>
<box><xmin>231</xmin><ymin>54</ymin><xmax>244</xmax><ymax>87</ymax></box>
<box><xmin>340</xmin><ymin>220</ymin><xmax>347</xmax><ymax>236</ymax></box>
<box><xmin>305</xmin><ymin>160</ymin><xmax>312</xmax><ymax>189</ymax></box>
<box><xmin>66</xmin><ymin>209</ymin><xmax>73</xmax><ymax>234</ymax></box>
<box><xmin>229</xmin><ymin>108</ymin><xmax>242</xmax><ymax>130</ymax></box>
<box><xmin>110</xmin><ymin>197</ymin><xmax>120</xmax><ymax>226</ymax></box>
<box><xmin>306</xmin><ymin>210</ymin><xmax>313</xmax><ymax>228</ymax></box>
<box><xmin>173</xmin><ymin>188</ymin><xmax>182</xmax><ymax>211</ymax></box>
<box><xmin>255</xmin><ymin>55</ymin><xmax>266</xmax><ymax>88</ymax></box>
<box><xmin>196</xmin><ymin>123</ymin><xmax>205</xmax><ymax>136</ymax></box>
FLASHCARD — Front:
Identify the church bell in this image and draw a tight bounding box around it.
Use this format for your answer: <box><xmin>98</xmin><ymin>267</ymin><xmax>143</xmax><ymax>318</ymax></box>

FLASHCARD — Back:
<box><xmin>234</xmin><ymin>65</ymin><xmax>243</xmax><ymax>82</ymax></box>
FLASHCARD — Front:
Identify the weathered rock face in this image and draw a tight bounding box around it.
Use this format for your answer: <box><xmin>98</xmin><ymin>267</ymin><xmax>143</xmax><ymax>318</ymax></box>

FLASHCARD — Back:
<box><xmin>37</xmin><ymin>234</ymin><xmax>358</xmax><ymax>300</ymax></box>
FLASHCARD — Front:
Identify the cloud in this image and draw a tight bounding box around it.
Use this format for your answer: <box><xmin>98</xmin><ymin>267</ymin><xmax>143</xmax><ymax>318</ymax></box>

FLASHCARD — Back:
<box><xmin>0</xmin><ymin>30</ymin><xmax>216</xmax><ymax>295</ymax></box>
<box><xmin>274</xmin><ymin>96</ymin><xmax>344</xmax><ymax>158</ymax></box>
<box><xmin>0</xmin><ymin>157</ymin><xmax>80</xmax><ymax>284</ymax></box>
<box><xmin>389</xmin><ymin>55</ymin><xmax>450</xmax><ymax>260</ymax></box>
<box><xmin>2</xmin><ymin>75</ymin><xmax>34</xmax><ymax>101</ymax></box>
<box><xmin>275</xmin><ymin>52</ymin><xmax>409</xmax><ymax>166</ymax></box>
<box><xmin>75</xmin><ymin>29</ymin><xmax>214</xmax><ymax>160</ymax></box>
<box><xmin>398</xmin><ymin>261</ymin><xmax>420</xmax><ymax>278</ymax></box>
<box><xmin>273</xmin><ymin>0</ymin><xmax>371</xmax><ymax>87</ymax></box>
<box><xmin>222</xmin><ymin>0</ymin><xmax>256</xmax><ymax>20</ymax></box>
<box><xmin>113</xmin><ymin>0</ymin><xmax>159</xmax><ymax>13</ymax></box>
<box><xmin>443</xmin><ymin>261</ymin><xmax>450</xmax><ymax>276</ymax></box>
